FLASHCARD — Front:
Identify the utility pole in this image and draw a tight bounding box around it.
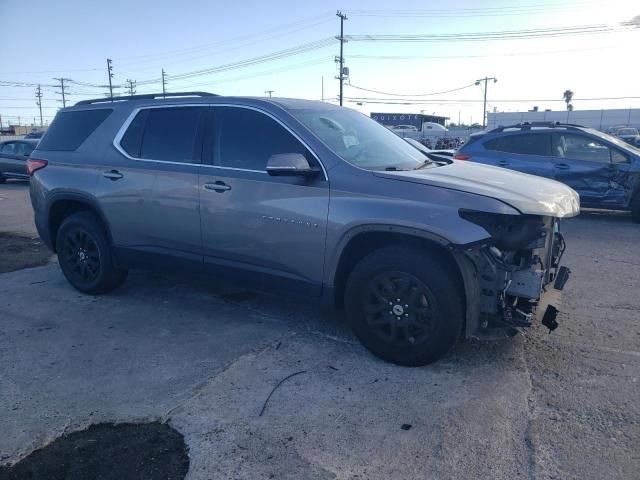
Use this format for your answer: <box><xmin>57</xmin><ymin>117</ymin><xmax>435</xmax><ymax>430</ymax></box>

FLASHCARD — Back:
<box><xmin>53</xmin><ymin>77</ymin><xmax>71</xmax><ymax>108</ymax></box>
<box><xmin>321</xmin><ymin>76</ymin><xmax>324</xmax><ymax>102</ymax></box>
<box><xmin>475</xmin><ymin>76</ymin><xmax>497</xmax><ymax>129</ymax></box>
<box><xmin>336</xmin><ymin>11</ymin><xmax>348</xmax><ymax>106</ymax></box>
<box><xmin>107</xmin><ymin>58</ymin><xmax>114</xmax><ymax>101</ymax></box>
<box><xmin>161</xmin><ymin>69</ymin><xmax>167</xmax><ymax>98</ymax></box>
<box><xmin>125</xmin><ymin>78</ymin><xmax>136</xmax><ymax>96</ymax></box>
<box><xmin>264</xmin><ymin>90</ymin><xmax>274</xmax><ymax>98</ymax></box>
<box><xmin>35</xmin><ymin>85</ymin><xmax>43</xmax><ymax>127</ymax></box>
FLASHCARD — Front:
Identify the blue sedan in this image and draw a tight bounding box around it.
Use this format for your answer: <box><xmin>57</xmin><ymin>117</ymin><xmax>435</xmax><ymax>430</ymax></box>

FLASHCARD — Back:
<box><xmin>455</xmin><ymin>122</ymin><xmax>640</xmax><ymax>221</ymax></box>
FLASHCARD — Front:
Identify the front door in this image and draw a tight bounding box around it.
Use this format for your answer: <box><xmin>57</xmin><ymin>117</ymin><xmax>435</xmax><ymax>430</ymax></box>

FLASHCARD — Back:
<box><xmin>199</xmin><ymin>105</ymin><xmax>329</xmax><ymax>294</ymax></box>
<box><xmin>551</xmin><ymin>132</ymin><xmax>632</xmax><ymax>207</ymax></box>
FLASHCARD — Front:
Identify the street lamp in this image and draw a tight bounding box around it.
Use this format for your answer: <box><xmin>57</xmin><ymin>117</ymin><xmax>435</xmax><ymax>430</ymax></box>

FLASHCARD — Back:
<box><xmin>475</xmin><ymin>77</ymin><xmax>497</xmax><ymax>129</ymax></box>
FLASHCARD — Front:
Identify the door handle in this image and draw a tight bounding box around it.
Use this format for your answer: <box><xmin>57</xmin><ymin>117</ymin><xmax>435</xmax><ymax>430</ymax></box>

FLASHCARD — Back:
<box><xmin>204</xmin><ymin>181</ymin><xmax>231</xmax><ymax>193</ymax></box>
<box><xmin>103</xmin><ymin>170</ymin><xmax>123</xmax><ymax>180</ymax></box>
<box><xmin>555</xmin><ymin>163</ymin><xmax>570</xmax><ymax>170</ymax></box>
<box><xmin>498</xmin><ymin>160</ymin><xmax>509</xmax><ymax>166</ymax></box>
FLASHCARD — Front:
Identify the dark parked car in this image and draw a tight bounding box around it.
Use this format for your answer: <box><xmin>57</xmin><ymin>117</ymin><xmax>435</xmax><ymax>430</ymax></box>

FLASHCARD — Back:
<box><xmin>455</xmin><ymin>122</ymin><xmax>640</xmax><ymax>221</ymax></box>
<box><xmin>28</xmin><ymin>93</ymin><xmax>578</xmax><ymax>366</ymax></box>
<box><xmin>24</xmin><ymin>130</ymin><xmax>45</xmax><ymax>139</ymax></box>
<box><xmin>0</xmin><ymin>139</ymin><xmax>39</xmax><ymax>182</ymax></box>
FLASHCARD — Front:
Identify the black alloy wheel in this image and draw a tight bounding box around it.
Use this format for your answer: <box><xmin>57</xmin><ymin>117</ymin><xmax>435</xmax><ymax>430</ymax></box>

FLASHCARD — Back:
<box><xmin>61</xmin><ymin>227</ymin><xmax>101</xmax><ymax>286</ymax></box>
<box><xmin>363</xmin><ymin>271</ymin><xmax>438</xmax><ymax>347</ymax></box>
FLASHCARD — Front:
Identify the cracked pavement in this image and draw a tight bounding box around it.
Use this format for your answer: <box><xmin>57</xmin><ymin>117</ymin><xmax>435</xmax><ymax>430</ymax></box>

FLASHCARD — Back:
<box><xmin>1</xmin><ymin>185</ymin><xmax>639</xmax><ymax>479</ymax></box>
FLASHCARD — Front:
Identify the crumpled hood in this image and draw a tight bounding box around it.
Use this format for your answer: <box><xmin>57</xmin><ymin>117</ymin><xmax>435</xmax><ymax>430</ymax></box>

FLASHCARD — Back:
<box><xmin>374</xmin><ymin>160</ymin><xmax>580</xmax><ymax>218</ymax></box>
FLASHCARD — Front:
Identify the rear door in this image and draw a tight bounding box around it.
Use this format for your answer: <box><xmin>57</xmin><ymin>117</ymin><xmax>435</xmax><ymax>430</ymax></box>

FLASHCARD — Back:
<box><xmin>199</xmin><ymin>105</ymin><xmax>329</xmax><ymax>294</ymax></box>
<box><xmin>101</xmin><ymin>105</ymin><xmax>206</xmax><ymax>261</ymax></box>
<box><xmin>481</xmin><ymin>132</ymin><xmax>554</xmax><ymax>178</ymax></box>
<box><xmin>552</xmin><ymin>132</ymin><xmax>634</xmax><ymax>207</ymax></box>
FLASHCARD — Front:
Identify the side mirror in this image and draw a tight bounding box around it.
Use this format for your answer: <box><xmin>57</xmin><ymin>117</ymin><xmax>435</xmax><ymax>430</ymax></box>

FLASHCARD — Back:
<box><xmin>266</xmin><ymin>153</ymin><xmax>318</xmax><ymax>177</ymax></box>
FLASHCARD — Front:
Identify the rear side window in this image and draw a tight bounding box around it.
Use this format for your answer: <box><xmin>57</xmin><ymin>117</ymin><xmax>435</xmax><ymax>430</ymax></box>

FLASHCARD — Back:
<box><xmin>485</xmin><ymin>133</ymin><xmax>550</xmax><ymax>156</ymax></box>
<box><xmin>213</xmin><ymin>106</ymin><xmax>308</xmax><ymax>170</ymax></box>
<box><xmin>120</xmin><ymin>109</ymin><xmax>149</xmax><ymax>157</ymax></box>
<box><xmin>38</xmin><ymin>109</ymin><xmax>112</xmax><ymax>151</ymax></box>
<box><xmin>135</xmin><ymin>107</ymin><xmax>205</xmax><ymax>163</ymax></box>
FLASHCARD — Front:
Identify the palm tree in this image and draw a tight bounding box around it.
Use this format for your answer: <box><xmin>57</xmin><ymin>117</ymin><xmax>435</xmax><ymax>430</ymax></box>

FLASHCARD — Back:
<box><xmin>563</xmin><ymin>89</ymin><xmax>574</xmax><ymax>111</ymax></box>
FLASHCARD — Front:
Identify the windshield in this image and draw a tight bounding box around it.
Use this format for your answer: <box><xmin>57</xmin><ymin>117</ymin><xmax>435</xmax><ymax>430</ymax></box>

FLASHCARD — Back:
<box><xmin>618</xmin><ymin>128</ymin><xmax>638</xmax><ymax>136</ymax></box>
<box><xmin>588</xmin><ymin>128</ymin><xmax>640</xmax><ymax>155</ymax></box>
<box><xmin>291</xmin><ymin>107</ymin><xmax>426</xmax><ymax>170</ymax></box>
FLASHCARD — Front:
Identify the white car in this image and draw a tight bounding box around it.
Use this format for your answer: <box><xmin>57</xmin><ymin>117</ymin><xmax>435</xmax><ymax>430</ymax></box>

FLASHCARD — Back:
<box><xmin>391</xmin><ymin>124</ymin><xmax>419</xmax><ymax>133</ymax></box>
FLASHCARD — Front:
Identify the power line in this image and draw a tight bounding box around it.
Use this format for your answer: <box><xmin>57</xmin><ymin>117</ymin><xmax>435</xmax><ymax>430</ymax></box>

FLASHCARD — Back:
<box><xmin>135</xmin><ymin>38</ymin><xmax>336</xmax><ymax>85</ymax></box>
<box><xmin>347</xmin><ymin>82</ymin><xmax>476</xmax><ymax>97</ymax></box>
<box><xmin>116</xmin><ymin>13</ymin><xmax>334</xmax><ymax>66</ymax></box>
<box><xmin>347</xmin><ymin>45</ymin><xmax>614</xmax><ymax>60</ymax></box>
<box><xmin>162</xmin><ymin>56</ymin><xmax>330</xmax><ymax>90</ymax></box>
<box><xmin>345</xmin><ymin>2</ymin><xmax>590</xmax><ymax>17</ymax></box>
<box><xmin>345</xmin><ymin>23</ymin><xmax>638</xmax><ymax>43</ymax></box>
<box><xmin>343</xmin><ymin>95</ymin><xmax>640</xmax><ymax>104</ymax></box>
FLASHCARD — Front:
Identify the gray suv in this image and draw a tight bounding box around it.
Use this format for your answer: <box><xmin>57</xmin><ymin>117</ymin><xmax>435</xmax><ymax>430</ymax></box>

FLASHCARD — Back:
<box><xmin>28</xmin><ymin>92</ymin><xmax>579</xmax><ymax>366</ymax></box>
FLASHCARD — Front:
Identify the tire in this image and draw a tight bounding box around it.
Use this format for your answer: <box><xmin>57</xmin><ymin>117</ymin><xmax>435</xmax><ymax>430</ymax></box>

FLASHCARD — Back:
<box><xmin>0</xmin><ymin>175</ymin><xmax>6</xmax><ymax>184</ymax></box>
<box><xmin>345</xmin><ymin>246</ymin><xmax>464</xmax><ymax>366</ymax></box>
<box><xmin>56</xmin><ymin>211</ymin><xmax>127</xmax><ymax>294</ymax></box>
<box><xmin>631</xmin><ymin>195</ymin><xmax>640</xmax><ymax>223</ymax></box>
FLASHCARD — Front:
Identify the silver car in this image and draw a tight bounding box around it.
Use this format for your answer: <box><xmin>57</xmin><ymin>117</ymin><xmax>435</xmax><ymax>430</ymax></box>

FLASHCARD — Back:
<box><xmin>28</xmin><ymin>92</ymin><xmax>579</xmax><ymax>365</ymax></box>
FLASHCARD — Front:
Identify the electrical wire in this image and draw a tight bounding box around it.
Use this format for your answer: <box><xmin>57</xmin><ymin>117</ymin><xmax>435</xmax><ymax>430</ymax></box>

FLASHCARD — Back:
<box><xmin>347</xmin><ymin>82</ymin><xmax>477</xmax><ymax>97</ymax></box>
<box><xmin>134</xmin><ymin>38</ymin><xmax>336</xmax><ymax>85</ymax></box>
<box><xmin>346</xmin><ymin>22</ymin><xmax>638</xmax><ymax>43</ymax></box>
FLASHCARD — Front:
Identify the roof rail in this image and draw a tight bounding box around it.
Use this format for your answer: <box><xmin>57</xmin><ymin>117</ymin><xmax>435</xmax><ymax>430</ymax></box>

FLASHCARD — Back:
<box><xmin>489</xmin><ymin>121</ymin><xmax>586</xmax><ymax>133</ymax></box>
<box><xmin>75</xmin><ymin>91</ymin><xmax>218</xmax><ymax>106</ymax></box>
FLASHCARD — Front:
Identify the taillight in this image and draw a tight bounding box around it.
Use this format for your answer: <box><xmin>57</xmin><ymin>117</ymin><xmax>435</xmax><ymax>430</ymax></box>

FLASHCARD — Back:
<box><xmin>454</xmin><ymin>153</ymin><xmax>471</xmax><ymax>160</ymax></box>
<box><xmin>27</xmin><ymin>159</ymin><xmax>48</xmax><ymax>176</ymax></box>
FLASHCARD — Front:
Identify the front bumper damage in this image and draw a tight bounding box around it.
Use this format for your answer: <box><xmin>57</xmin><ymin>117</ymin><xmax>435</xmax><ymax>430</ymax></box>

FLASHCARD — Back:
<box><xmin>455</xmin><ymin>217</ymin><xmax>570</xmax><ymax>339</ymax></box>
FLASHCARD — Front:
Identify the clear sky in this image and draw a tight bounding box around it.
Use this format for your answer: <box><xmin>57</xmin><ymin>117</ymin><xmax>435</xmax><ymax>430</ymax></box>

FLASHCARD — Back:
<box><xmin>0</xmin><ymin>0</ymin><xmax>638</xmax><ymax>126</ymax></box>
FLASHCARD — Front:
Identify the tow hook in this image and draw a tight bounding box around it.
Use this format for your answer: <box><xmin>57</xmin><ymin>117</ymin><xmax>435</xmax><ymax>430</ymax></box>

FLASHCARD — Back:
<box><xmin>554</xmin><ymin>266</ymin><xmax>571</xmax><ymax>290</ymax></box>
<box><xmin>542</xmin><ymin>305</ymin><xmax>559</xmax><ymax>333</ymax></box>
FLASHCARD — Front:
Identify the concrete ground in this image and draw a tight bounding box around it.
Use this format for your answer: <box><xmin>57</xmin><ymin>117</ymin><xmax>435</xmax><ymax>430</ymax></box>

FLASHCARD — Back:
<box><xmin>1</xmin><ymin>183</ymin><xmax>639</xmax><ymax>479</ymax></box>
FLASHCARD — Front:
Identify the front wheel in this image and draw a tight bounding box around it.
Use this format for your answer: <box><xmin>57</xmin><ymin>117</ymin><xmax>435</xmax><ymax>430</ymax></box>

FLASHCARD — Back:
<box><xmin>345</xmin><ymin>246</ymin><xmax>464</xmax><ymax>366</ymax></box>
<box><xmin>56</xmin><ymin>211</ymin><xmax>127</xmax><ymax>294</ymax></box>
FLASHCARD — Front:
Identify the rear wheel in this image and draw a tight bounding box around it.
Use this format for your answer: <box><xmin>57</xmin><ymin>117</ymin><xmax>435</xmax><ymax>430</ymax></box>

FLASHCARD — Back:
<box><xmin>345</xmin><ymin>246</ymin><xmax>464</xmax><ymax>366</ymax></box>
<box><xmin>56</xmin><ymin>211</ymin><xmax>127</xmax><ymax>294</ymax></box>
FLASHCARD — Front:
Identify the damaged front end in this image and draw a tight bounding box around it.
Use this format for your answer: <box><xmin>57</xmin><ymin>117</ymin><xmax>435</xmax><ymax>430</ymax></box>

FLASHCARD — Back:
<box><xmin>456</xmin><ymin>210</ymin><xmax>570</xmax><ymax>338</ymax></box>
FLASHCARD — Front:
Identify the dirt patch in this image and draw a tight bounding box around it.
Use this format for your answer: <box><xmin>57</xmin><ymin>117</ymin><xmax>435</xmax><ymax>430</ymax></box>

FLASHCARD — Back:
<box><xmin>0</xmin><ymin>232</ymin><xmax>52</xmax><ymax>273</ymax></box>
<box><xmin>0</xmin><ymin>422</ymin><xmax>189</xmax><ymax>480</ymax></box>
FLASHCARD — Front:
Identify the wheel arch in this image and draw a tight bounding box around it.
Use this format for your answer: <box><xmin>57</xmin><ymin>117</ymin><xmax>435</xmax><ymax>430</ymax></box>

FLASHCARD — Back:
<box><xmin>326</xmin><ymin>225</ymin><xmax>465</xmax><ymax>308</ymax></box>
<box><xmin>47</xmin><ymin>193</ymin><xmax>112</xmax><ymax>252</ymax></box>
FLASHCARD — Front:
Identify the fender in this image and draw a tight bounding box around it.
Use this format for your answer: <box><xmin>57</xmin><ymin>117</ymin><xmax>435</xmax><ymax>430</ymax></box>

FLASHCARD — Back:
<box><xmin>324</xmin><ymin>223</ymin><xmax>458</xmax><ymax>287</ymax></box>
<box><xmin>45</xmin><ymin>191</ymin><xmax>114</xmax><ymax>249</ymax></box>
